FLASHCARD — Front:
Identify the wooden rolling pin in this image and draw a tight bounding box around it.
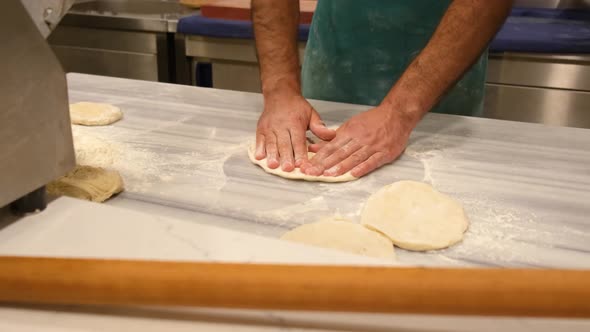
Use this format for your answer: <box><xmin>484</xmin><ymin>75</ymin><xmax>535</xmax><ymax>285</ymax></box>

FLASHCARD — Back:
<box><xmin>179</xmin><ymin>0</ymin><xmax>211</xmax><ymax>8</ymax></box>
<box><xmin>0</xmin><ymin>256</ymin><xmax>588</xmax><ymax>317</ymax></box>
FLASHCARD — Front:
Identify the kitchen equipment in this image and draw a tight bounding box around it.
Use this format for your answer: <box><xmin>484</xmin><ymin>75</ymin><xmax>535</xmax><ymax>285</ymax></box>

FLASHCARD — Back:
<box><xmin>0</xmin><ymin>256</ymin><xmax>588</xmax><ymax>317</ymax></box>
<box><xmin>0</xmin><ymin>0</ymin><xmax>76</xmax><ymax>213</ymax></box>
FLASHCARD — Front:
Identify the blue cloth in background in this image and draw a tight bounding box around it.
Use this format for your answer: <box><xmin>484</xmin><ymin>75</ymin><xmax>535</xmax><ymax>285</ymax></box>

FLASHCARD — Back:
<box><xmin>489</xmin><ymin>17</ymin><xmax>590</xmax><ymax>53</ymax></box>
<box><xmin>510</xmin><ymin>7</ymin><xmax>590</xmax><ymax>21</ymax></box>
<box><xmin>177</xmin><ymin>7</ymin><xmax>590</xmax><ymax>54</ymax></box>
<box><xmin>177</xmin><ymin>15</ymin><xmax>310</xmax><ymax>41</ymax></box>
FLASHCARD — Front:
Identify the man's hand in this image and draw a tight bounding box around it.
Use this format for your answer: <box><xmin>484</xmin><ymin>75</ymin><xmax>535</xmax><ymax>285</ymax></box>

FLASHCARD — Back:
<box><xmin>255</xmin><ymin>94</ymin><xmax>335</xmax><ymax>171</ymax></box>
<box><xmin>301</xmin><ymin>104</ymin><xmax>420</xmax><ymax>178</ymax></box>
<box><xmin>252</xmin><ymin>0</ymin><xmax>334</xmax><ymax>171</ymax></box>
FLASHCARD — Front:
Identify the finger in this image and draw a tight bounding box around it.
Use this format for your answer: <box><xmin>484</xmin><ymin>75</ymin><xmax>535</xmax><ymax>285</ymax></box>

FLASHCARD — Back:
<box><xmin>255</xmin><ymin>134</ymin><xmax>266</xmax><ymax>160</ymax></box>
<box><xmin>304</xmin><ymin>136</ymin><xmax>351</xmax><ymax>176</ymax></box>
<box><xmin>350</xmin><ymin>152</ymin><xmax>388</xmax><ymax>178</ymax></box>
<box><xmin>319</xmin><ymin>140</ymin><xmax>362</xmax><ymax>173</ymax></box>
<box><xmin>289</xmin><ymin>128</ymin><xmax>308</xmax><ymax>168</ymax></box>
<box><xmin>277</xmin><ymin>130</ymin><xmax>295</xmax><ymax>172</ymax></box>
<box><xmin>308</xmin><ymin>141</ymin><xmax>328</xmax><ymax>153</ymax></box>
<box><xmin>309</xmin><ymin>110</ymin><xmax>336</xmax><ymax>141</ymax></box>
<box><xmin>265</xmin><ymin>133</ymin><xmax>280</xmax><ymax>169</ymax></box>
<box><xmin>310</xmin><ymin>135</ymin><xmax>350</xmax><ymax>165</ymax></box>
<box><xmin>324</xmin><ymin>146</ymin><xmax>370</xmax><ymax>177</ymax></box>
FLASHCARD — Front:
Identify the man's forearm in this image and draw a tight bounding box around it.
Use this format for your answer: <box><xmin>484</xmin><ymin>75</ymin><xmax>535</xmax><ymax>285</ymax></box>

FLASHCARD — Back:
<box><xmin>382</xmin><ymin>0</ymin><xmax>513</xmax><ymax>123</ymax></box>
<box><xmin>252</xmin><ymin>0</ymin><xmax>301</xmax><ymax>99</ymax></box>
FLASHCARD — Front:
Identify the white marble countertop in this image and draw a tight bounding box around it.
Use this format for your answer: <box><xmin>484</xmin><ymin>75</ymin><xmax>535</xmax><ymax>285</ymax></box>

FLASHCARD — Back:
<box><xmin>0</xmin><ymin>197</ymin><xmax>392</xmax><ymax>266</ymax></box>
<box><xmin>0</xmin><ymin>73</ymin><xmax>589</xmax><ymax>330</ymax></box>
<box><xmin>67</xmin><ymin>73</ymin><xmax>590</xmax><ymax>269</ymax></box>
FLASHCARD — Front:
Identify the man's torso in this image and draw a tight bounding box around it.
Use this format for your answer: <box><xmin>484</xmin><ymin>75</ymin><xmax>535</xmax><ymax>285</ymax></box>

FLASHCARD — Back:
<box><xmin>301</xmin><ymin>0</ymin><xmax>488</xmax><ymax>116</ymax></box>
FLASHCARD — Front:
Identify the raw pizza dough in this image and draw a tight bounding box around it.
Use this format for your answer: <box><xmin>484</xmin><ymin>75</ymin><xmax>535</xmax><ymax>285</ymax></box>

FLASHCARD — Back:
<box><xmin>361</xmin><ymin>181</ymin><xmax>469</xmax><ymax>251</ymax></box>
<box><xmin>247</xmin><ymin>143</ymin><xmax>356</xmax><ymax>183</ymax></box>
<box><xmin>47</xmin><ymin>165</ymin><xmax>124</xmax><ymax>202</ymax></box>
<box><xmin>70</xmin><ymin>102</ymin><xmax>123</xmax><ymax>126</ymax></box>
<box><xmin>281</xmin><ymin>217</ymin><xmax>396</xmax><ymax>260</ymax></box>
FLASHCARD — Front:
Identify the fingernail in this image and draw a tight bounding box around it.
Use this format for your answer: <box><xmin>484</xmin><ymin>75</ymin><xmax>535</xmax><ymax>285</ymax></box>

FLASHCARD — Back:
<box><xmin>255</xmin><ymin>148</ymin><xmax>264</xmax><ymax>159</ymax></box>
<box><xmin>309</xmin><ymin>167</ymin><xmax>322</xmax><ymax>175</ymax></box>
<box><xmin>267</xmin><ymin>158</ymin><xmax>279</xmax><ymax>168</ymax></box>
<box><xmin>282</xmin><ymin>161</ymin><xmax>293</xmax><ymax>170</ymax></box>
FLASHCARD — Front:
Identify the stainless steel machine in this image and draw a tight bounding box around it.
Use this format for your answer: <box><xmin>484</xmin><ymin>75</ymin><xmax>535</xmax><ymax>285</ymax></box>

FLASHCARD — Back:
<box><xmin>0</xmin><ymin>0</ymin><xmax>76</xmax><ymax>213</ymax></box>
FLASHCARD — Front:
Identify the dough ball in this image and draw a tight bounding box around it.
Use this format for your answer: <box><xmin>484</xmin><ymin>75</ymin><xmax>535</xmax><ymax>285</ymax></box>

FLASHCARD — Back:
<box><xmin>70</xmin><ymin>102</ymin><xmax>123</xmax><ymax>126</ymax></box>
<box><xmin>247</xmin><ymin>143</ymin><xmax>356</xmax><ymax>183</ymax></box>
<box><xmin>361</xmin><ymin>181</ymin><xmax>469</xmax><ymax>251</ymax></box>
<box><xmin>281</xmin><ymin>217</ymin><xmax>396</xmax><ymax>260</ymax></box>
<box><xmin>47</xmin><ymin>165</ymin><xmax>124</xmax><ymax>202</ymax></box>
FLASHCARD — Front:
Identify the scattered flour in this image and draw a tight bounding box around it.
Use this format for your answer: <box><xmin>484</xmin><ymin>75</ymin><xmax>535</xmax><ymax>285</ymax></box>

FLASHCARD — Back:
<box><xmin>71</xmin><ymin>125</ymin><xmax>244</xmax><ymax>193</ymax></box>
<box><xmin>441</xmin><ymin>195</ymin><xmax>552</xmax><ymax>266</ymax></box>
<box><xmin>405</xmin><ymin>137</ymin><xmax>445</xmax><ymax>187</ymax></box>
<box><xmin>253</xmin><ymin>196</ymin><xmax>331</xmax><ymax>228</ymax></box>
<box><xmin>71</xmin><ymin>122</ymin><xmax>581</xmax><ymax>267</ymax></box>
<box><xmin>72</xmin><ymin>126</ymin><xmax>118</xmax><ymax>168</ymax></box>
<box><xmin>402</xmin><ymin>137</ymin><xmax>555</xmax><ymax>265</ymax></box>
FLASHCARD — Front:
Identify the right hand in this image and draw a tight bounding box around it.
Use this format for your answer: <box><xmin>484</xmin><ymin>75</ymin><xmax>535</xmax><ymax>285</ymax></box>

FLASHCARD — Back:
<box><xmin>255</xmin><ymin>94</ymin><xmax>335</xmax><ymax>171</ymax></box>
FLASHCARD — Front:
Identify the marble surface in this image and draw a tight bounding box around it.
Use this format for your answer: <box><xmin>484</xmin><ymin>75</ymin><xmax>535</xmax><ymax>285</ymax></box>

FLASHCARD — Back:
<box><xmin>1</xmin><ymin>73</ymin><xmax>589</xmax><ymax>331</ymax></box>
<box><xmin>0</xmin><ymin>197</ymin><xmax>392</xmax><ymax>266</ymax></box>
<box><xmin>65</xmin><ymin>73</ymin><xmax>590</xmax><ymax>269</ymax></box>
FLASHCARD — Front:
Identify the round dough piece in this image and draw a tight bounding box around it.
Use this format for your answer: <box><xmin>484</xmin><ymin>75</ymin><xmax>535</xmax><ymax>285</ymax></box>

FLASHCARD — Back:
<box><xmin>361</xmin><ymin>181</ymin><xmax>469</xmax><ymax>251</ymax></box>
<box><xmin>281</xmin><ymin>217</ymin><xmax>396</xmax><ymax>260</ymax></box>
<box><xmin>70</xmin><ymin>102</ymin><xmax>123</xmax><ymax>126</ymax></box>
<box><xmin>47</xmin><ymin>165</ymin><xmax>124</xmax><ymax>202</ymax></box>
<box><xmin>247</xmin><ymin>143</ymin><xmax>356</xmax><ymax>183</ymax></box>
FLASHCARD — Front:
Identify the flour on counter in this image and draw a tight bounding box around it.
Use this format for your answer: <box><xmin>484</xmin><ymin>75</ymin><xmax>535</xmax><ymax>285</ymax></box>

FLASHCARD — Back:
<box><xmin>71</xmin><ymin>125</ymin><xmax>245</xmax><ymax>194</ymax></box>
<box><xmin>253</xmin><ymin>196</ymin><xmax>332</xmax><ymax>228</ymax></box>
<box><xmin>446</xmin><ymin>196</ymin><xmax>549</xmax><ymax>263</ymax></box>
<box><xmin>405</xmin><ymin>137</ymin><xmax>445</xmax><ymax>187</ymax></box>
<box><xmin>72</xmin><ymin>126</ymin><xmax>119</xmax><ymax>168</ymax></box>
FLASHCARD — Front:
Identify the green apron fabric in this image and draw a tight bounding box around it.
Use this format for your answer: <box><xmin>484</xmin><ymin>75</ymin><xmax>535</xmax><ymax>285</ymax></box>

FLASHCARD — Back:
<box><xmin>301</xmin><ymin>0</ymin><xmax>488</xmax><ymax>116</ymax></box>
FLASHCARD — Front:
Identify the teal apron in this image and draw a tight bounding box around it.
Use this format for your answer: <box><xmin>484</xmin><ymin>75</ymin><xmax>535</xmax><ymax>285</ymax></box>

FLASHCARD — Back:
<box><xmin>301</xmin><ymin>0</ymin><xmax>487</xmax><ymax>116</ymax></box>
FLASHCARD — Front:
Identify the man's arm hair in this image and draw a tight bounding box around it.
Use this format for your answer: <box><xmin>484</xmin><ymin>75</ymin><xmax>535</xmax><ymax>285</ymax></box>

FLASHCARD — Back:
<box><xmin>251</xmin><ymin>0</ymin><xmax>301</xmax><ymax>99</ymax></box>
<box><xmin>382</xmin><ymin>0</ymin><xmax>513</xmax><ymax>121</ymax></box>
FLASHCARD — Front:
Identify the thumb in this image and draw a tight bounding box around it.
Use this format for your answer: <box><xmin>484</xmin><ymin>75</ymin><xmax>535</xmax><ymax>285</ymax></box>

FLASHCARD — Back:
<box><xmin>309</xmin><ymin>110</ymin><xmax>336</xmax><ymax>141</ymax></box>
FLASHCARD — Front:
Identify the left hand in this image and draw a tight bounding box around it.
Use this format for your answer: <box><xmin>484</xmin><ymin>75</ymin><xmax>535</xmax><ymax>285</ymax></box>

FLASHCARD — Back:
<box><xmin>300</xmin><ymin>104</ymin><xmax>420</xmax><ymax>178</ymax></box>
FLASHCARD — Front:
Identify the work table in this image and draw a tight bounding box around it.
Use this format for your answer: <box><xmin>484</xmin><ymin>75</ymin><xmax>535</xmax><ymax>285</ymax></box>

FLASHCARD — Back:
<box><xmin>67</xmin><ymin>73</ymin><xmax>590</xmax><ymax>268</ymax></box>
<box><xmin>62</xmin><ymin>0</ymin><xmax>197</xmax><ymax>33</ymax></box>
<box><xmin>0</xmin><ymin>73</ymin><xmax>588</xmax><ymax>330</ymax></box>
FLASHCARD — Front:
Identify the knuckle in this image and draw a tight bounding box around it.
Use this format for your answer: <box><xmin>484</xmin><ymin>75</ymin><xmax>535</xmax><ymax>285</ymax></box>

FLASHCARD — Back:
<box><xmin>341</xmin><ymin>144</ymin><xmax>354</xmax><ymax>155</ymax></box>
<box><xmin>352</xmin><ymin>152</ymin><xmax>366</xmax><ymax>163</ymax></box>
<box><xmin>383</xmin><ymin>151</ymin><xmax>397</xmax><ymax>163</ymax></box>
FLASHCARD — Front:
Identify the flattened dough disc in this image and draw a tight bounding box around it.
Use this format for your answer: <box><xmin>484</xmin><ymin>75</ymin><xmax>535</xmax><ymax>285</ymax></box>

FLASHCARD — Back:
<box><xmin>281</xmin><ymin>217</ymin><xmax>396</xmax><ymax>260</ymax></box>
<box><xmin>247</xmin><ymin>143</ymin><xmax>356</xmax><ymax>183</ymax></box>
<box><xmin>47</xmin><ymin>165</ymin><xmax>124</xmax><ymax>203</ymax></box>
<box><xmin>361</xmin><ymin>181</ymin><xmax>469</xmax><ymax>251</ymax></box>
<box><xmin>70</xmin><ymin>102</ymin><xmax>123</xmax><ymax>126</ymax></box>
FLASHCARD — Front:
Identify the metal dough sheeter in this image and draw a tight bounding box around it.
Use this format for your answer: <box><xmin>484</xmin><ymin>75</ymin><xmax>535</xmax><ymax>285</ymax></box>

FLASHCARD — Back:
<box><xmin>0</xmin><ymin>0</ymin><xmax>76</xmax><ymax>212</ymax></box>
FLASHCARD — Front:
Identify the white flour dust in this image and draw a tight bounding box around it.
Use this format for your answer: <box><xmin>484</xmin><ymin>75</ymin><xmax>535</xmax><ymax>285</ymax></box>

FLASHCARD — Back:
<box><xmin>72</xmin><ymin>127</ymin><xmax>118</xmax><ymax>167</ymax></box>
<box><xmin>440</xmin><ymin>194</ymin><xmax>552</xmax><ymax>265</ymax></box>
<box><xmin>253</xmin><ymin>196</ymin><xmax>332</xmax><ymax>228</ymax></box>
<box><xmin>71</xmin><ymin>125</ymin><xmax>242</xmax><ymax>193</ymax></box>
<box><xmin>405</xmin><ymin>138</ymin><xmax>445</xmax><ymax>187</ymax></box>
<box><xmin>402</xmin><ymin>137</ymin><xmax>554</xmax><ymax>265</ymax></box>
